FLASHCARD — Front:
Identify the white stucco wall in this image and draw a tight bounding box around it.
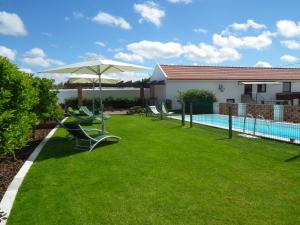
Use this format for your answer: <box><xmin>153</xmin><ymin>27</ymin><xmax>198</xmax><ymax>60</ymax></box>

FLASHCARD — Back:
<box><xmin>57</xmin><ymin>88</ymin><xmax>150</xmax><ymax>104</ymax></box>
<box><xmin>165</xmin><ymin>80</ymin><xmax>243</xmax><ymax>109</ymax></box>
<box><xmin>150</xmin><ymin>65</ymin><xmax>167</xmax><ymax>82</ymax></box>
<box><xmin>154</xmin><ymin>85</ymin><xmax>166</xmax><ymax>101</ymax></box>
<box><xmin>163</xmin><ymin>80</ymin><xmax>300</xmax><ymax>109</ymax></box>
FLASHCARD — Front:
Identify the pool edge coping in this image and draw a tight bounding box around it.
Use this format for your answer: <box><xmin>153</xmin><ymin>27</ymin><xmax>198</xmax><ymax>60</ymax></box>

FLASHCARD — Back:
<box><xmin>0</xmin><ymin>117</ymin><xmax>67</xmax><ymax>225</ymax></box>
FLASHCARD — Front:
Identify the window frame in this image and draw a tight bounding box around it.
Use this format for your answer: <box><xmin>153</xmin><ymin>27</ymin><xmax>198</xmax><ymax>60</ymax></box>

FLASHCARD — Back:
<box><xmin>257</xmin><ymin>84</ymin><xmax>266</xmax><ymax>93</ymax></box>
<box><xmin>282</xmin><ymin>82</ymin><xmax>291</xmax><ymax>93</ymax></box>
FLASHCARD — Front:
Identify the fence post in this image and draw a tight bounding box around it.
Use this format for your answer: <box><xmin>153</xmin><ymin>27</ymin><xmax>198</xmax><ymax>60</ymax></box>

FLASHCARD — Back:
<box><xmin>228</xmin><ymin>104</ymin><xmax>232</xmax><ymax>139</ymax></box>
<box><xmin>181</xmin><ymin>101</ymin><xmax>185</xmax><ymax>127</ymax></box>
<box><xmin>190</xmin><ymin>102</ymin><xmax>193</xmax><ymax>127</ymax></box>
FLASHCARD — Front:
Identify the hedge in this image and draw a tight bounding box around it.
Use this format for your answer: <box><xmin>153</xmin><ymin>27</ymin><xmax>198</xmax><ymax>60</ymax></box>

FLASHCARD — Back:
<box><xmin>0</xmin><ymin>57</ymin><xmax>63</xmax><ymax>157</ymax></box>
<box><xmin>179</xmin><ymin>89</ymin><xmax>217</xmax><ymax>114</ymax></box>
<box><xmin>65</xmin><ymin>96</ymin><xmax>145</xmax><ymax>111</ymax></box>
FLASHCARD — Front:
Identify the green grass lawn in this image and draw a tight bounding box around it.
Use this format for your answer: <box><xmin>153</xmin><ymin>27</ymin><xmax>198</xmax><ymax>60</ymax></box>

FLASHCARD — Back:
<box><xmin>7</xmin><ymin>115</ymin><xmax>300</xmax><ymax>225</ymax></box>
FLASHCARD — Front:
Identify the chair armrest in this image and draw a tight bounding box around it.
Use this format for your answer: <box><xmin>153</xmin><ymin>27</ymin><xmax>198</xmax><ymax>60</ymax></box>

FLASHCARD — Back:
<box><xmin>83</xmin><ymin>128</ymin><xmax>108</xmax><ymax>133</ymax></box>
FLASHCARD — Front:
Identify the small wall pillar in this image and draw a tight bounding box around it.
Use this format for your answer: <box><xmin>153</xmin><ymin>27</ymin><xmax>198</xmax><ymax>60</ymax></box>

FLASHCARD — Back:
<box><xmin>274</xmin><ymin>104</ymin><xmax>284</xmax><ymax>121</ymax></box>
<box><xmin>238</xmin><ymin>103</ymin><xmax>246</xmax><ymax>116</ymax></box>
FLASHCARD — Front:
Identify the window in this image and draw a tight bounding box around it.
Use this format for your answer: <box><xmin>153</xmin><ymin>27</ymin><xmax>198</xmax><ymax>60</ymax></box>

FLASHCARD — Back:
<box><xmin>257</xmin><ymin>84</ymin><xmax>266</xmax><ymax>93</ymax></box>
<box><xmin>226</xmin><ymin>98</ymin><xmax>235</xmax><ymax>103</ymax></box>
<box><xmin>283</xmin><ymin>82</ymin><xmax>291</xmax><ymax>92</ymax></box>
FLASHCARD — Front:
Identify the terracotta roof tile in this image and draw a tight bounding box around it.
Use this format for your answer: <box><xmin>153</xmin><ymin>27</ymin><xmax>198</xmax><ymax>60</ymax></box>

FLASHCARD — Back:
<box><xmin>160</xmin><ymin>64</ymin><xmax>300</xmax><ymax>80</ymax></box>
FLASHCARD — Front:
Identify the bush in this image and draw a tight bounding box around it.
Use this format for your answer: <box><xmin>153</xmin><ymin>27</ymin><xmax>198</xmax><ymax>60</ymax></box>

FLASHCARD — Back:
<box><xmin>0</xmin><ymin>57</ymin><xmax>63</xmax><ymax>157</ymax></box>
<box><xmin>127</xmin><ymin>106</ymin><xmax>145</xmax><ymax>115</ymax></box>
<box><xmin>0</xmin><ymin>57</ymin><xmax>39</xmax><ymax>156</ymax></box>
<box><xmin>179</xmin><ymin>89</ymin><xmax>217</xmax><ymax>114</ymax></box>
<box><xmin>32</xmin><ymin>77</ymin><xmax>63</xmax><ymax>122</ymax></box>
<box><xmin>65</xmin><ymin>97</ymin><xmax>145</xmax><ymax>111</ymax></box>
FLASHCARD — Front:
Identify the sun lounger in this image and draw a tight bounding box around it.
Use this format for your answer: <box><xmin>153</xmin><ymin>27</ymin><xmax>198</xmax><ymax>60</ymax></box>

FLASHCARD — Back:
<box><xmin>162</xmin><ymin>102</ymin><xmax>174</xmax><ymax>115</ymax></box>
<box><xmin>79</xmin><ymin>106</ymin><xmax>111</xmax><ymax>119</ymax></box>
<box><xmin>57</xmin><ymin>120</ymin><xmax>120</xmax><ymax>151</ymax></box>
<box><xmin>68</xmin><ymin>111</ymin><xmax>102</xmax><ymax>124</ymax></box>
<box><xmin>148</xmin><ymin>105</ymin><xmax>161</xmax><ymax>115</ymax></box>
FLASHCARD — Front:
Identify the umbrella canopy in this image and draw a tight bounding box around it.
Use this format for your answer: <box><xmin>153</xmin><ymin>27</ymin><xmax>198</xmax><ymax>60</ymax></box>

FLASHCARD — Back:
<box><xmin>68</xmin><ymin>74</ymin><xmax>118</xmax><ymax>84</ymax></box>
<box><xmin>40</xmin><ymin>59</ymin><xmax>151</xmax><ymax>133</ymax></box>
<box><xmin>41</xmin><ymin>59</ymin><xmax>151</xmax><ymax>75</ymax></box>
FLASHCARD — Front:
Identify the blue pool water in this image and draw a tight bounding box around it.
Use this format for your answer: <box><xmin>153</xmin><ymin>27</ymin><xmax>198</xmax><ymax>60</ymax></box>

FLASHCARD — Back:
<box><xmin>171</xmin><ymin>114</ymin><xmax>300</xmax><ymax>143</ymax></box>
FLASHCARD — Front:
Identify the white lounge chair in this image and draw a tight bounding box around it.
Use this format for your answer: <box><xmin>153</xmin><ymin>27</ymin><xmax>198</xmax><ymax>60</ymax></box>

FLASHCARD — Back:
<box><xmin>162</xmin><ymin>103</ymin><xmax>174</xmax><ymax>115</ymax></box>
<box><xmin>148</xmin><ymin>105</ymin><xmax>161</xmax><ymax>115</ymax></box>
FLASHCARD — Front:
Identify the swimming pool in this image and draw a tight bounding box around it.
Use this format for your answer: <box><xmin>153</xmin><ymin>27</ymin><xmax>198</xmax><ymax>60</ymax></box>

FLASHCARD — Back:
<box><xmin>170</xmin><ymin>114</ymin><xmax>300</xmax><ymax>143</ymax></box>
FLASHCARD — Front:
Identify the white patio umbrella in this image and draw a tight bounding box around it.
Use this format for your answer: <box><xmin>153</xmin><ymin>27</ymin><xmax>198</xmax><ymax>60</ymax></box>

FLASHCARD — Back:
<box><xmin>68</xmin><ymin>74</ymin><xmax>118</xmax><ymax>114</ymax></box>
<box><xmin>40</xmin><ymin>59</ymin><xmax>151</xmax><ymax>132</ymax></box>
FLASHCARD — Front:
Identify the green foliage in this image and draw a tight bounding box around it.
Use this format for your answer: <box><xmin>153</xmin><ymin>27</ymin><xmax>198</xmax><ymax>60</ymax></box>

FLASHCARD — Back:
<box><xmin>65</xmin><ymin>97</ymin><xmax>145</xmax><ymax>110</ymax></box>
<box><xmin>0</xmin><ymin>57</ymin><xmax>62</xmax><ymax>156</ymax></box>
<box><xmin>127</xmin><ymin>106</ymin><xmax>145</xmax><ymax>115</ymax></box>
<box><xmin>0</xmin><ymin>57</ymin><xmax>38</xmax><ymax>156</ymax></box>
<box><xmin>32</xmin><ymin>78</ymin><xmax>63</xmax><ymax>122</ymax></box>
<box><xmin>179</xmin><ymin>89</ymin><xmax>217</xmax><ymax>114</ymax></box>
<box><xmin>179</xmin><ymin>89</ymin><xmax>217</xmax><ymax>103</ymax></box>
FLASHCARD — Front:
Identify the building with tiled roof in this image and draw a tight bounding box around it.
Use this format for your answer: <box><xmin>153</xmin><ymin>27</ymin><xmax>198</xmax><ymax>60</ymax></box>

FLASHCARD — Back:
<box><xmin>150</xmin><ymin>64</ymin><xmax>300</xmax><ymax>109</ymax></box>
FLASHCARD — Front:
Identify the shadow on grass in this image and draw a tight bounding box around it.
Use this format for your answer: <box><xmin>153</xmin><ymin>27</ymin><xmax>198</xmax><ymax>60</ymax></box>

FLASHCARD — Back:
<box><xmin>285</xmin><ymin>153</ymin><xmax>300</xmax><ymax>162</ymax></box>
<box><xmin>35</xmin><ymin>136</ymin><xmax>119</xmax><ymax>162</ymax></box>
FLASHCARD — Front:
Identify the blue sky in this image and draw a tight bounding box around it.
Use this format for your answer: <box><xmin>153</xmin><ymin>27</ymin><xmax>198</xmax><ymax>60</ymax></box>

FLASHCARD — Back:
<box><xmin>1</xmin><ymin>0</ymin><xmax>300</xmax><ymax>82</ymax></box>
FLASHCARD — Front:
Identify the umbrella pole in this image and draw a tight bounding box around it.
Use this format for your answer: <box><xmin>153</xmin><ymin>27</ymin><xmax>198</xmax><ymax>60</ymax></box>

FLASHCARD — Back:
<box><xmin>98</xmin><ymin>74</ymin><xmax>104</xmax><ymax>133</ymax></box>
<box><xmin>92</xmin><ymin>82</ymin><xmax>95</xmax><ymax>114</ymax></box>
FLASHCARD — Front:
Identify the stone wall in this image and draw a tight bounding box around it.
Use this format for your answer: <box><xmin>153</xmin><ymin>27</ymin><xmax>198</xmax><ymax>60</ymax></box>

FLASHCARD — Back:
<box><xmin>284</xmin><ymin>106</ymin><xmax>300</xmax><ymax>123</ymax></box>
<box><xmin>246</xmin><ymin>104</ymin><xmax>274</xmax><ymax>120</ymax></box>
<box><xmin>219</xmin><ymin>103</ymin><xmax>300</xmax><ymax>123</ymax></box>
<box><xmin>219</xmin><ymin>103</ymin><xmax>238</xmax><ymax>116</ymax></box>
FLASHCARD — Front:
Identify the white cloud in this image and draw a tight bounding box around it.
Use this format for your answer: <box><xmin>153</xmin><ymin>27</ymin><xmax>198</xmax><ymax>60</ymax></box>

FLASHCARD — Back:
<box><xmin>134</xmin><ymin>1</ymin><xmax>165</xmax><ymax>27</ymax></box>
<box><xmin>22</xmin><ymin>48</ymin><xmax>64</xmax><ymax>68</ymax></box>
<box><xmin>95</xmin><ymin>41</ymin><xmax>106</xmax><ymax>47</ymax></box>
<box><xmin>280</xmin><ymin>54</ymin><xmax>298</xmax><ymax>63</ymax></box>
<box><xmin>19</xmin><ymin>68</ymin><xmax>33</xmax><ymax>73</ymax></box>
<box><xmin>122</xmin><ymin>40</ymin><xmax>240</xmax><ymax>64</ymax></box>
<box><xmin>107</xmin><ymin>47</ymin><xmax>123</xmax><ymax>52</ymax></box>
<box><xmin>193</xmin><ymin>28</ymin><xmax>207</xmax><ymax>34</ymax></box>
<box><xmin>167</xmin><ymin>0</ymin><xmax>192</xmax><ymax>4</ymax></box>
<box><xmin>0</xmin><ymin>11</ymin><xmax>27</xmax><ymax>36</ymax></box>
<box><xmin>114</xmin><ymin>52</ymin><xmax>144</xmax><ymax>63</ymax></box>
<box><xmin>277</xmin><ymin>20</ymin><xmax>300</xmax><ymax>37</ymax></box>
<box><xmin>79</xmin><ymin>52</ymin><xmax>104</xmax><ymax>61</ymax></box>
<box><xmin>92</xmin><ymin>12</ymin><xmax>131</xmax><ymax>30</ymax></box>
<box><xmin>280</xmin><ymin>40</ymin><xmax>300</xmax><ymax>50</ymax></box>
<box><xmin>22</xmin><ymin>57</ymin><xmax>64</xmax><ymax>68</ymax></box>
<box><xmin>184</xmin><ymin>43</ymin><xmax>240</xmax><ymax>64</ymax></box>
<box><xmin>73</xmin><ymin>11</ymin><xmax>84</xmax><ymax>19</ymax></box>
<box><xmin>213</xmin><ymin>31</ymin><xmax>273</xmax><ymax>50</ymax></box>
<box><xmin>24</xmin><ymin>48</ymin><xmax>46</xmax><ymax>58</ymax></box>
<box><xmin>255</xmin><ymin>61</ymin><xmax>272</xmax><ymax>67</ymax></box>
<box><xmin>127</xmin><ymin>40</ymin><xmax>183</xmax><ymax>59</ymax></box>
<box><xmin>0</xmin><ymin>45</ymin><xmax>16</xmax><ymax>60</ymax></box>
<box><xmin>42</xmin><ymin>32</ymin><xmax>52</xmax><ymax>37</ymax></box>
<box><xmin>230</xmin><ymin>19</ymin><xmax>266</xmax><ymax>31</ymax></box>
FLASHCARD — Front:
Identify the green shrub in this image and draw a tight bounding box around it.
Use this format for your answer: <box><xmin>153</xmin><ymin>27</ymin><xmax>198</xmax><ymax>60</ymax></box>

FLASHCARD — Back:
<box><xmin>0</xmin><ymin>57</ymin><xmax>63</xmax><ymax>157</ymax></box>
<box><xmin>179</xmin><ymin>89</ymin><xmax>217</xmax><ymax>114</ymax></box>
<box><xmin>0</xmin><ymin>57</ymin><xmax>38</xmax><ymax>156</ymax></box>
<box><xmin>32</xmin><ymin>77</ymin><xmax>63</xmax><ymax>122</ymax></box>
<box><xmin>127</xmin><ymin>106</ymin><xmax>145</xmax><ymax>115</ymax></box>
<box><xmin>180</xmin><ymin>89</ymin><xmax>217</xmax><ymax>103</ymax></box>
<box><xmin>65</xmin><ymin>97</ymin><xmax>145</xmax><ymax>110</ymax></box>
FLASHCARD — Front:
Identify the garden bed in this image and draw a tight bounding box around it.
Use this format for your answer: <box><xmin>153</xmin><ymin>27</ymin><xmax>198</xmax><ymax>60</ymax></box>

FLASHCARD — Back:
<box><xmin>0</xmin><ymin>121</ymin><xmax>57</xmax><ymax>201</ymax></box>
